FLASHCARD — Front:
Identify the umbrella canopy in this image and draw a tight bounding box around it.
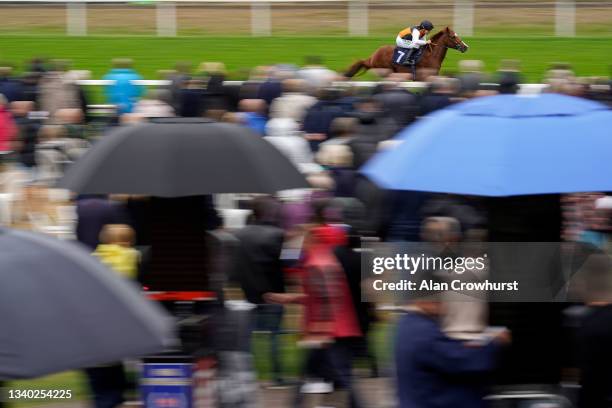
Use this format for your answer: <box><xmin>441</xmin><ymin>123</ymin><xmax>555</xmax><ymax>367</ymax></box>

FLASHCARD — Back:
<box><xmin>361</xmin><ymin>93</ymin><xmax>612</xmax><ymax>196</ymax></box>
<box><xmin>58</xmin><ymin>119</ymin><xmax>309</xmax><ymax>196</ymax></box>
<box><xmin>0</xmin><ymin>228</ymin><xmax>175</xmax><ymax>380</ymax></box>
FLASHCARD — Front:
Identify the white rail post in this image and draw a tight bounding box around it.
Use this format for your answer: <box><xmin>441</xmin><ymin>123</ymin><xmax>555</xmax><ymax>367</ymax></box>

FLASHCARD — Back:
<box><xmin>555</xmin><ymin>0</ymin><xmax>576</xmax><ymax>37</ymax></box>
<box><xmin>453</xmin><ymin>0</ymin><xmax>474</xmax><ymax>36</ymax></box>
<box><xmin>251</xmin><ymin>1</ymin><xmax>271</xmax><ymax>36</ymax></box>
<box><xmin>66</xmin><ymin>1</ymin><xmax>87</xmax><ymax>36</ymax></box>
<box><xmin>348</xmin><ymin>0</ymin><xmax>368</xmax><ymax>36</ymax></box>
<box><xmin>157</xmin><ymin>1</ymin><xmax>177</xmax><ymax>37</ymax></box>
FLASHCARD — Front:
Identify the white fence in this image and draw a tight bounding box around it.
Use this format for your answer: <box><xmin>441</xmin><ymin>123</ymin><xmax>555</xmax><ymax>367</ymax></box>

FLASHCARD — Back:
<box><xmin>0</xmin><ymin>0</ymin><xmax>590</xmax><ymax>37</ymax></box>
<box><xmin>76</xmin><ymin>79</ymin><xmax>549</xmax><ymax>94</ymax></box>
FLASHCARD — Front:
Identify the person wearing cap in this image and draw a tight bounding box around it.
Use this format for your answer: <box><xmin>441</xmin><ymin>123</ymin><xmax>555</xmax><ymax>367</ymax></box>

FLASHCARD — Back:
<box><xmin>393</xmin><ymin>20</ymin><xmax>435</xmax><ymax>73</ymax></box>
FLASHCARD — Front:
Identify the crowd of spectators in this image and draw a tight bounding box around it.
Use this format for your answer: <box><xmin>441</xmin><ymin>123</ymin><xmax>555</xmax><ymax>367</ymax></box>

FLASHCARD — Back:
<box><xmin>0</xmin><ymin>55</ymin><xmax>611</xmax><ymax>408</ymax></box>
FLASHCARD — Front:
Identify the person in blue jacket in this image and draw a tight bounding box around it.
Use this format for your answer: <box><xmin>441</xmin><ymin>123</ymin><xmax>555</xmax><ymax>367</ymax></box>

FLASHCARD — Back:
<box><xmin>394</xmin><ymin>298</ymin><xmax>509</xmax><ymax>408</ymax></box>
<box><xmin>103</xmin><ymin>59</ymin><xmax>144</xmax><ymax>115</ymax></box>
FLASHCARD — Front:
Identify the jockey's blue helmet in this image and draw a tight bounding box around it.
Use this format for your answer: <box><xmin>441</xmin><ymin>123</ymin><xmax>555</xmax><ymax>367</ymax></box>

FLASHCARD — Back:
<box><xmin>419</xmin><ymin>20</ymin><xmax>434</xmax><ymax>31</ymax></box>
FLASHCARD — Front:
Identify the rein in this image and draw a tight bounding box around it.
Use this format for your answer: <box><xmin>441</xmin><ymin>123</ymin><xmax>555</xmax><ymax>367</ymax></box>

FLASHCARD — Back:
<box><xmin>428</xmin><ymin>41</ymin><xmax>463</xmax><ymax>51</ymax></box>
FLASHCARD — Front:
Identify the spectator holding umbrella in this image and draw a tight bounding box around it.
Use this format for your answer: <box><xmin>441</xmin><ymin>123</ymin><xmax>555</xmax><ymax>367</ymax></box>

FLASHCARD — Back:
<box><xmin>76</xmin><ymin>195</ymin><xmax>130</xmax><ymax>250</ymax></box>
<box><xmin>394</xmin><ymin>280</ymin><xmax>509</xmax><ymax>408</ymax></box>
<box><xmin>576</xmin><ymin>253</ymin><xmax>612</xmax><ymax>408</ymax></box>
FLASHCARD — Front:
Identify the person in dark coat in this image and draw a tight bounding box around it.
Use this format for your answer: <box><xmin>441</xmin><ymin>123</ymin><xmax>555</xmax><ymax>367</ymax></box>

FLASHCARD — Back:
<box><xmin>348</xmin><ymin>98</ymin><xmax>398</xmax><ymax>168</ymax></box>
<box><xmin>494</xmin><ymin>60</ymin><xmax>522</xmax><ymax>95</ymax></box>
<box><xmin>75</xmin><ymin>194</ymin><xmax>131</xmax><ymax>408</ymax></box>
<box><xmin>0</xmin><ymin>67</ymin><xmax>24</xmax><ymax>103</ymax></box>
<box><xmin>333</xmin><ymin>198</ymin><xmax>378</xmax><ymax>377</ymax></box>
<box><xmin>257</xmin><ymin>77</ymin><xmax>283</xmax><ymax>107</ymax></box>
<box><xmin>374</xmin><ymin>76</ymin><xmax>419</xmax><ymax>128</ymax></box>
<box><xmin>10</xmin><ymin>101</ymin><xmax>40</xmax><ymax>170</ymax></box>
<box><xmin>167</xmin><ymin>61</ymin><xmax>191</xmax><ymax>111</ymax></box>
<box><xmin>233</xmin><ymin>196</ymin><xmax>287</xmax><ymax>385</ymax></box>
<box><xmin>395</xmin><ymin>298</ymin><xmax>508</xmax><ymax>408</ymax></box>
<box><xmin>76</xmin><ymin>195</ymin><xmax>130</xmax><ymax>250</ymax></box>
<box><xmin>178</xmin><ymin>79</ymin><xmax>206</xmax><ymax>117</ymax></box>
<box><xmin>419</xmin><ymin>76</ymin><xmax>458</xmax><ymax>116</ymax></box>
<box><xmin>576</xmin><ymin>253</ymin><xmax>612</xmax><ymax>408</ymax></box>
<box><xmin>302</xmin><ymin>88</ymin><xmax>348</xmax><ymax>151</ymax></box>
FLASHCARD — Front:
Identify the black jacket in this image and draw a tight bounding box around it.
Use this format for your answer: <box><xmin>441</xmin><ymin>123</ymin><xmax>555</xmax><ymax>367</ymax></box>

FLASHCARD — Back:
<box><xmin>233</xmin><ymin>223</ymin><xmax>286</xmax><ymax>304</ymax></box>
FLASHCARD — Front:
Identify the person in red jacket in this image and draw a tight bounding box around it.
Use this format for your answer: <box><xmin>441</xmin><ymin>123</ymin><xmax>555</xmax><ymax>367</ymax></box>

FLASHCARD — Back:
<box><xmin>0</xmin><ymin>96</ymin><xmax>17</xmax><ymax>155</ymax></box>
<box><xmin>266</xmin><ymin>199</ymin><xmax>363</xmax><ymax>406</ymax></box>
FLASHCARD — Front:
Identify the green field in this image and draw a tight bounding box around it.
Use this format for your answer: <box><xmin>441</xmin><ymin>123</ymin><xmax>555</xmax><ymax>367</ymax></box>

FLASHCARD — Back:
<box><xmin>0</xmin><ymin>35</ymin><xmax>610</xmax><ymax>83</ymax></box>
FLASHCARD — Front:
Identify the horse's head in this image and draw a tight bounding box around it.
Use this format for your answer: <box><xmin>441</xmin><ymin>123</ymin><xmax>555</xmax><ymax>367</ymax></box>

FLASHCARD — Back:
<box><xmin>439</xmin><ymin>27</ymin><xmax>469</xmax><ymax>53</ymax></box>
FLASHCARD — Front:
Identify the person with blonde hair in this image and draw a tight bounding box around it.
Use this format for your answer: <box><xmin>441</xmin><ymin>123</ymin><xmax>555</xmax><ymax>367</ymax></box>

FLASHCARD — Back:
<box><xmin>93</xmin><ymin>224</ymin><xmax>139</xmax><ymax>280</ymax></box>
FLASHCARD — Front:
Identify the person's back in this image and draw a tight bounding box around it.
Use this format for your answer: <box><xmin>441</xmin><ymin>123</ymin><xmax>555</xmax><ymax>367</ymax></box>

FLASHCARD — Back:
<box><xmin>0</xmin><ymin>70</ymin><xmax>24</xmax><ymax>103</ymax></box>
<box><xmin>233</xmin><ymin>196</ymin><xmax>286</xmax><ymax>304</ymax></box>
<box><xmin>395</xmin><ymin>309</ymin><xmax>502</xmax><ymax>408</ymax></box>
<box><xmin>94</xmin><ymin>239</ymin><xmax>139</xmax><ymax>280</ymax></box>
<box><xmin>103</xmin><ymin>60</ymin><xmax>143</xmax><ymax>115</ymax></box>
<box><xmin>264</xmin><ymin>118</ymin><xmax>315</xmax><ymax>172</ymax></box>
<box><xmin>269</xmin><ymin>79</ymin><xmax>316</xmax><ymax>123</ymax></box>
<box><xmin>76</xmin><ymin>196</ymin><xmax>129</xmax><ymax>250</ymax></box>
<box><xmin>234</xmin><ymin>222</ymin><xmax>285</xmax><ymax>304</ymax></box>
<box><xmin>233</xmin><ymin>197</ymin><xmax>287</xmax><ymax>386</ymax></box>
<box><xmin>348</xmin><ymin>114</ymin><xmax>397</xmax><ymax>168</ymax></box>
<box><xmin>257</xmin><ymin>78</ymin><xmax>283</xmax><ymax>106</ymax></box>
<box><xmin>11</xmin><ymin>101</ymin><xmax>40</xmax><ymax>168</ymax></box>
<box><xmin>298</xmin><ymin>57</ymin><xmax>337</xmax><ymax>90</ymax></box>
<box><xmin>578</xmin><ymin>304</ymin><xmax>612</xmax><ymax>408</ymax></box>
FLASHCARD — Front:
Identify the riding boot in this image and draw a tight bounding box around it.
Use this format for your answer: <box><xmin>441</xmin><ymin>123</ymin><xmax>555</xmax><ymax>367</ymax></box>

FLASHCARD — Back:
<box><xmin>402</xmin><ymin>48</ymin><xmax>418</xmax><ymax>66</ymax></box>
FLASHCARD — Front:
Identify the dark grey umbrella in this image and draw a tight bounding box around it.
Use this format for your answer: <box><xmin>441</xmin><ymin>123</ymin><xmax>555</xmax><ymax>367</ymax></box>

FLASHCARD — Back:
<box><xmin>58</xmin><ymin>119</ymin><xmax>309</xmax><ymax>196</ymax></box>
<box><xmin>0</xmin><ymin>228</ymin><xmax>175</xmax><ymax>380</ymax></box>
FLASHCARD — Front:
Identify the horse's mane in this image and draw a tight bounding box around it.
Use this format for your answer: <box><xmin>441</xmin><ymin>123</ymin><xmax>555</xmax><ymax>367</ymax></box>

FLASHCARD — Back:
<box><xmin>431</xmin><ymin>28</ymin><xmax>449</xmax><ymax>41</ymax></box>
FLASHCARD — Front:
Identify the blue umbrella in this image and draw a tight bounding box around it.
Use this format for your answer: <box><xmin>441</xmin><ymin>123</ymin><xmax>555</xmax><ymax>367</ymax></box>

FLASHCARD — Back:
<box><xmin>361</xmin><ymin>93</ymin><xmax>612</xmax><ymax>196</ymax></box>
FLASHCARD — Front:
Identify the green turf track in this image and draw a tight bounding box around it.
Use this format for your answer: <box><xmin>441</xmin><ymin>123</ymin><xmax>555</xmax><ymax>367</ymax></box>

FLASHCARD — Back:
<box><xmin>0</xmin><ymin>36</ymin><xmax>610</xmax><ymax>82</ymax></box>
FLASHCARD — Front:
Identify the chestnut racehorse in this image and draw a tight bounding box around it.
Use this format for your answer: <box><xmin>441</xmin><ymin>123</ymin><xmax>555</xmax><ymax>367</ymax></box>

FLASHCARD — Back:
<box><xmin>344</xmin><ymin>27</ymin><xmax>469</xmax><ymax>80</ymax></box>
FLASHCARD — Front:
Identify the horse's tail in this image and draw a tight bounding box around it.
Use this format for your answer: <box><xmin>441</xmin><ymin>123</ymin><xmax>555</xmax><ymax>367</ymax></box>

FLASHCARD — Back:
<box><xmin>344</xmin><ymin>59</ymin><xmax>369</xmax><ymax>78</ymax></box>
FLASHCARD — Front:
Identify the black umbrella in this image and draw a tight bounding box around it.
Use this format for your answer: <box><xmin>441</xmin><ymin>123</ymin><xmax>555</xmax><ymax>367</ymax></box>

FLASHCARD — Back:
<box><xmin>0</xmin><ymin>228</ymin><xmax>175</xmax><ymax>380</ymax></box>
<box><xmin>58</xmin><ymin>118</ymin><xmax>309</xmax><ymax>196</ymax></box>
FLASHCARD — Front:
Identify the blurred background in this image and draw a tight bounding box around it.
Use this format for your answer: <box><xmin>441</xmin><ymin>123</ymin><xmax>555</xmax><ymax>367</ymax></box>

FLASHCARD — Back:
<box><xmin>0</xmin><ymin>1</ymin><xmax>610</xmax><ymax>408</ymax></box>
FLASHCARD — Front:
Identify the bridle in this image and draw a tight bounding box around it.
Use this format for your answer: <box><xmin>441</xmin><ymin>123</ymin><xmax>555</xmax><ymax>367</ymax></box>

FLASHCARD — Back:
<box><xmin>428</xmin><ymin>34</ymin><xmax>465</xmax><ymax>51</ymax></box>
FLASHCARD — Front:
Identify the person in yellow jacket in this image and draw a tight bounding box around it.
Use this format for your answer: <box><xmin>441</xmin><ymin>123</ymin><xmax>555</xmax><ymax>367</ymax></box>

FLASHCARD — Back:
<box><xmin>93</xmin><ymin>224</ymin><xmax>139</xmax><ymax>280</ymax></box>
<box><xmin>89</xmin><ymin>224</ymin><xmax>139</xmax><ymax>408</ymax></box>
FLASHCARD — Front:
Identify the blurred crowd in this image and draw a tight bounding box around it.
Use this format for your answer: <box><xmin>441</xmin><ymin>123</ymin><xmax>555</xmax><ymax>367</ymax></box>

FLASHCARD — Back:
<box><xmin>1</xmin><ymin>56</ymin><xmax>612</xmax><ymax>408</ymax></box>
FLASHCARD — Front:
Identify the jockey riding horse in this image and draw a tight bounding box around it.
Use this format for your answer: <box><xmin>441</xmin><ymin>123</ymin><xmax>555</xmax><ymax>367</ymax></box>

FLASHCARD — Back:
<box><xmin>393</xmin><ymin>20</ymin><xmax>435</xmax><ymax>80</ymax></box>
